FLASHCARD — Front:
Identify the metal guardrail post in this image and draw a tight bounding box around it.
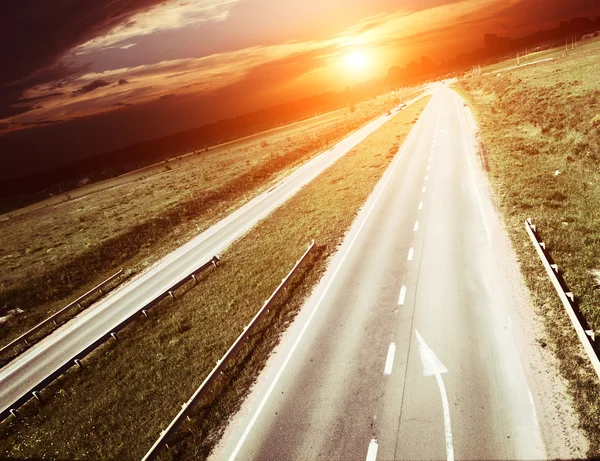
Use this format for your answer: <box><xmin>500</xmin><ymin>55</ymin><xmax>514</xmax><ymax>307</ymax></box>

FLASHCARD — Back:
<box><xmin>0</xmin><ymin>269</ymin><xmax>125</xmax><ymax>358</ymax></box>
<box><xmin>140</xmin><ymin>241</ymin><xmax>315</xmax><ymax>461</ymax></box>
<box><xmin>525</xmin><ymin>218</ymin><xmax>600</xmax><ymax>380</ymax></box>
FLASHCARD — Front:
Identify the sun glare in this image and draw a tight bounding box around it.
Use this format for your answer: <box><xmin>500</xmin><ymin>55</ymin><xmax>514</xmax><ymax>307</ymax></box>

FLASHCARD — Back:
<box><xmin>345</xmin><ymin>51</ymin><xmax>368</xmax><ymax>72</ymax></box>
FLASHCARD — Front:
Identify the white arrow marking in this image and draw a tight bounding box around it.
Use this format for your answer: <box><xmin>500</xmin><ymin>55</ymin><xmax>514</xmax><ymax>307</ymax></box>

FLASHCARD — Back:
<box><xmin>415</xmin><ymin>330</ymin><xmax>454</xmax><ymax>461</ymax></box>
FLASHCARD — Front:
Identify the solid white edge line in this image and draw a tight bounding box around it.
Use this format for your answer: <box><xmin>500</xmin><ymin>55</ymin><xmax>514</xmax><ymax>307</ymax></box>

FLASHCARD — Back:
<box><xmin>384</xmin><ymin>343</ymin><xmax>396</xmax><ymax>375</ymax></box>
<box><xmin>226</xmin><ymin>93</ymin><xmax>434</xmax><ymax>461</ymax></box>
<box><xmin>398</xmin><ymin>285</ymin><xmax>407</xmax><ymax>305</ymax></box>
<box><xmin>407</xmin><ymin>247</ymin><xmax>414</xmax><ymax>261</ymax></box>
<box><xmin>453</xmin><ymin>92</ymin><xmax>492</xmax><ymax>246</ymax></box>
<box><xmin>366</xmin><ymin>439</ymin><xmax>379</xmax><ymax>461</ymax></box>
<box><xmin>528</xmin><ymin>390</ymin><xmax>540</xmax><ymax>429</ymax></box>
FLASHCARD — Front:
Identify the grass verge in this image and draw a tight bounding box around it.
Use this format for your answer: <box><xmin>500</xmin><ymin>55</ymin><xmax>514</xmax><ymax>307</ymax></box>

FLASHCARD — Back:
<box><xmin>0</xmin><ymin>96</ymin><xmax>430</xmax><ymax>460</ymax></box>
<box><xmin>456</xmin><ymin>38</ymin><xmax>600</xmax><ymax>455</ymax></box>
<box><xmin>0</xmin><ymin>90</ymin><xmax>422</xmax><ymax>356</ymax></box>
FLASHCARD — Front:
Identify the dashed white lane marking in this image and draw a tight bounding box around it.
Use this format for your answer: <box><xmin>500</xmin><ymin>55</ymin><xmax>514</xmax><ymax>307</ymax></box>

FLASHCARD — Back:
<box><xmin>422</xmin><ymin>186</ymin><xmax>426</xmax><ymax>193</ymax></box>
<box><xmin>366</xmin><ymin>439</ymin><xmax>379</xmax><ymax>461</ymax></box>
<box><xmin>429</xmin><ymin>156</ymin><xmax>432</xmax><ymax>161</ymax></box>
<box><xmin>425</xmin><ymin>175</ymin><xmax>428</xmax><ymax>181</ymax></box>
<box><xmin>407</xmin><ymin>247</ymin><xmax>414</xmax><ymax>261</ymax></box>
<box><xmin>384</xmin><ymin>343</ymin><xmax>396</xmax><ymax>375</ymax></box>
<box><xmin>398</xmin><ymin>285</ymin><xmax>407</xmax><ymax>305</ymax></box>
<box><xmin>414</xmin><ymin>220</ymin><xmax>419</xmax><ymax>232</ymax></box>
<box><xmin>418</xmin><ymin>201</ymin><xmax>423</xmax><ymax>210</ymax></box>
<box><xmin>427</xmin><ymin>165</ymin><xmax>430</xmax><ymax>170</ymax></box>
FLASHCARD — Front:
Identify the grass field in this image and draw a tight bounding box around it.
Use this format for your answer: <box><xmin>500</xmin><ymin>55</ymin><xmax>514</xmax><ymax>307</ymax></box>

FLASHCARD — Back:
<box><xmin>0</xmin><ymin>103</ymin><xmax>358</xmax><ymax>221</ymax></box>
<box><xmin>0</xmin><ymin>96</ymin><xmax>430</xmax><ymax>460</ymax></box>
<box><xmin>457</xmin><ymin>36</ymin><xmax>600</xmax><ymax>455</ymax></box>
<box><xmin>0</xmin><ymin>89</ymin><xmax>421</xmax><ymax>361</ymax></box>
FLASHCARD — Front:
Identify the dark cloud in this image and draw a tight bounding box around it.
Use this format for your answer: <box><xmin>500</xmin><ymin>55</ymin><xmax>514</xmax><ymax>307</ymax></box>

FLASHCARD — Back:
<box><xmin>71</xmin><ymin>79</ymin><xmax>112</xmax><ymax>97</ymax></box>
<box><xmin>0</xmin><ymin>45</ymin><xmax>337</xmax><ymax>182</ymax></box>
<box><xmin>159</xmin><ymin>93</ymin><xmax>177</xmax><ymax>100</ymax></box>
<box><xmin>22</xmin><ymin>119</ymin><xmax>64</xmax><ymax>126</ymax></box>
<box><xmin>0</xmin><ymin>60</ymin><xmax>83</xmax><ymax>119</ymax></box>
<box><xmin>0</xmin><ymin>1</ymin><xmax>166</xmax><ymax>117</ymax></box>
<box><xmin>19</xmin><ymin>92</ymin><xmax>65</xmax><ymax>103</ymax></box>
<box><xmin>118</xmin><ymin>78</ymin><xmax>130</xmax><ymax>85</ymax></box>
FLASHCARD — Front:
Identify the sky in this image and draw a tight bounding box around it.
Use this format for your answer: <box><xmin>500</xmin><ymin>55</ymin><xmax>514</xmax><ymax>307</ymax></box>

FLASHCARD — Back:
<box><xmin>2</xmin><ymin>0</ymin><xmax>600</xmax><ymax>180</ymax></box>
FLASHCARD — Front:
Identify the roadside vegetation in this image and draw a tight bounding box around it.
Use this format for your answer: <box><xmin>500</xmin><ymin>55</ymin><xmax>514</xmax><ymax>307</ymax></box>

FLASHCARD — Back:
<box><xmin>457</xmin><ymin>37</ymin><xmax>600</xmax><ymax>455</ymax></box>
<box><xmin>0</xmin><ymin>96</ymin><xmax>430</xmax><ymax>459</ymax></box>
<box><xmin>0</xmin><ymin>89</ymin><xmax>421</xmax><ymax>361</ymax></box>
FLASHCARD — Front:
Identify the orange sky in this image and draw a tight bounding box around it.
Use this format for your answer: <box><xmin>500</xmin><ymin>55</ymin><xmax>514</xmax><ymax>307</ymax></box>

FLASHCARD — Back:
<box><xmin>4</xmin><ymin>0</ymin><xmax>598</xmax><ymax>130</ymax></box>
<box><xmin>1</xmin><ymin>0</ymin><xmax>600</xmax><ymax>179</ymax></box>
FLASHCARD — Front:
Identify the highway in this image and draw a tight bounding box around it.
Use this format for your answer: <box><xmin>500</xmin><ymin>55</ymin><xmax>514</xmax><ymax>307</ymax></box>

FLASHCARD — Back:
<box><xmin>0</xmin><ymin>91</ymin><xmax>427</xmax><ymax>419</ymax></box>
<box><xmin>209</xmin><ymin>84</ymin><xmax>559</xmax><ymax>461</ymax></box>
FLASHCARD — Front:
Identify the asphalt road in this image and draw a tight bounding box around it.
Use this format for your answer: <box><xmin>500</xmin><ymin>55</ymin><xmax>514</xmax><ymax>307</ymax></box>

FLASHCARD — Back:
<box><xmin>210</xmin><ymin>84</ymin><xmax>549</xmax><ymax>461</ymax></box>
<box><xmin>0</xmin><ymin>92</ymin><xmax>427</xmax><ymax>419</ymax></box>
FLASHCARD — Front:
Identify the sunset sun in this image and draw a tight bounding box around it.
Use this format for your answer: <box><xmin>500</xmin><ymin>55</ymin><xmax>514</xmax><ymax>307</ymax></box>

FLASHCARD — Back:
<box><xmin>345</xmin><ymin>51</ymin><xmax>369</xmax><ymax>72</ymax></box>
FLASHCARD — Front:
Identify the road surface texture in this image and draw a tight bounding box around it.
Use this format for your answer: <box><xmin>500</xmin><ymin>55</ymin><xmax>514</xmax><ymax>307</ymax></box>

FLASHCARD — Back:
<box><xmin>0</xmin><ymin>92</ymin><xmax>427</xmax><ymax>419</ymax></box>
<box><xmin>210</xmin><ymin>84</ymin><xmax>587</xmax><ymax>461</ymax></box>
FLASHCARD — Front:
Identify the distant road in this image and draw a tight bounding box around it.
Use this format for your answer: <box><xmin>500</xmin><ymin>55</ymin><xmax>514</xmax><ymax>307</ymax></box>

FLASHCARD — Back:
<box><xmin>0</xmin><ymin>101</ymin><xmax>363</xmax><ymax>222</ymax></box>
<box><xmin>210</xmin><ymin>85</ymin><xmax>549</xmax><ymax>461</ymax></box>
<box><xmin>0</xmin><ymin>91</ymin><xmax>427</xmax><ymax>419</ymax></box>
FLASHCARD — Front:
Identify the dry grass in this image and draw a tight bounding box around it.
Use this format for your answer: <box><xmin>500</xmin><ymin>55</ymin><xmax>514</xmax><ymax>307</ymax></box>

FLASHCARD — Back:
<box><xmin>0</xmin><ymin>96</ymin><xmax>430</xmax><ymax>461</ymax></box>
<box><xmin>0</xmin><ymin>90</ymin><xmax>420</xmax><ymax>356</ymax></box>
<box><xmin>457</xmin><ymin>36</ymin><xmax>600</xmax><ymax>456</ymax></box>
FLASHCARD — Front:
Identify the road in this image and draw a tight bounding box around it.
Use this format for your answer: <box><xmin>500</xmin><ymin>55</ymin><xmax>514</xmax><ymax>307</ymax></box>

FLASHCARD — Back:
<box><xmin>0</xmin><ymin>103</ymin><xmax>350</xmax><ymax>223</ymax></box>
<box><xmin>0</xmin><ymin>92</ymin><xmax>427</xmax><ymax>419</ymax></box>
<box><xmin>209</xmin><ymin>84</ymin><xmax>556</xmax><ymax>461</ymax></box>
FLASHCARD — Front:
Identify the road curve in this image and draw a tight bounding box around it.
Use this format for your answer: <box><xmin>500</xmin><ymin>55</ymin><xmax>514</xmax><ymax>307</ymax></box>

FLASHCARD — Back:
<box><xmin>0</xmin><ymin>92</ymin><xmax>427</xmax><ymax>419</ymax></box>
<box><xmin>209</xmin><ymin>84</ymin><xmax>552</xmax><ymax>461</ymax></box>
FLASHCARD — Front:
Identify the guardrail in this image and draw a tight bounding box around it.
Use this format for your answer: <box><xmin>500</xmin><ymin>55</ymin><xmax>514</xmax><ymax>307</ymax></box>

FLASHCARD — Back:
<box><xmin>525</xmin><ymin>218</ymin><xmax>600</xmax><ymax>380</ymax></box>
<box><xmin>1</xmin><ymin>255</ymin><xmax>221</xmax><ymax>423</ymax></box>
<box><xmin>141</xmin><ymin>241</ymin><xmax>315</xmax><ymax>461</ymax></box>
<box><xmin>0</xmin><ymin>269</ymin><xmax>125</xmax><ymax>358</ymax></box>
